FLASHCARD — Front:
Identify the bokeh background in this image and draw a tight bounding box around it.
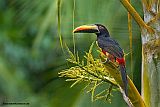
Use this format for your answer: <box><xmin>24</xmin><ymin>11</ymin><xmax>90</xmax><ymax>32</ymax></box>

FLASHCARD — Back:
<box><xmin>0</xmin><ymin>0</ymin><xmax>142</xmax><ymax>107</ymax></box>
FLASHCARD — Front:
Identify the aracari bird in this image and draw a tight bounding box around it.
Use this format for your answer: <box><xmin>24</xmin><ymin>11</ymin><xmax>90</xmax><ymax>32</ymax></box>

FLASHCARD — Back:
<box><xmin>73</xmin><ymin>24</ymin><xmax>128</xmax><ymax>96</ymax></box>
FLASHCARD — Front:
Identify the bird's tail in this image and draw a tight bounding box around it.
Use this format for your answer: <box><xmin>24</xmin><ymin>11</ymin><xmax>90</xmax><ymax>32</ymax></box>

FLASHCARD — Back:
<box><xmin>119</xmin><ymin>65</ymin><xmax>128</xmax><ymax>96</ymax></box>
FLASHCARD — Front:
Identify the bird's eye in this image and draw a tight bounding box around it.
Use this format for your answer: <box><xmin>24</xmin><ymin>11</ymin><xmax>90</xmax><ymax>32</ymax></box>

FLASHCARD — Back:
<box><xmin>99</xmin><ymin>26</ymin><xmax>104</xmax><ymax>29</ymax></box>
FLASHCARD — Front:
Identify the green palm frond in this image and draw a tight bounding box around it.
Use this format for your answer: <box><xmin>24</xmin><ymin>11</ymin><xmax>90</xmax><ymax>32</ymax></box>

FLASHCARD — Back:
<box><xmin>59</xmin><ymin>42</ymin><xmax>117</xmax><ymax>102</ymax></box>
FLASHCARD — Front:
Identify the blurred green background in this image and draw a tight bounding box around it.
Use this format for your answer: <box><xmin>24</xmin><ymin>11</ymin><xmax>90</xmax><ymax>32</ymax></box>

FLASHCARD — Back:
<box><xmin>0</xmin><ymin>0</ymin><xmax>142</xmax><ymax>107</ymax></box>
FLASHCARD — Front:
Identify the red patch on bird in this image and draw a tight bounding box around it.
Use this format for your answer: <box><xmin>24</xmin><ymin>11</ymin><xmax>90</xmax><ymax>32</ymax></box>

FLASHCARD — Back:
<box><xmin>116</xmin><ymin>58</ymin><xmax>125</xmax><ymax>65</ymax></box>
<box><xmin>102</xmin><ymin>50</ymin><xmax>106</xmax><ymax>55</ymax></box>
<box><xmin>102</xmin><ymin>50</ymin><xmax>115</xmax><ymax>62</ymax></box>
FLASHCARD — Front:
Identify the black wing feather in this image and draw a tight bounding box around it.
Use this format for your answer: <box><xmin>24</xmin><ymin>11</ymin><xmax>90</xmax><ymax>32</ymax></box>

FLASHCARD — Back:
<box><xmin>98</xmin><ymin>37</ymin><xmax>124</xmax><ymax>58</ymax></box>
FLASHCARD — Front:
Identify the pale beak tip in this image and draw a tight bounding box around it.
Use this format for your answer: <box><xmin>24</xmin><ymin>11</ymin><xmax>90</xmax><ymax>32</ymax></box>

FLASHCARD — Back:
<box><xmin>72</xmin><ymin>28</ymin><xmax>78</xmax><ymax>33</ymax></box>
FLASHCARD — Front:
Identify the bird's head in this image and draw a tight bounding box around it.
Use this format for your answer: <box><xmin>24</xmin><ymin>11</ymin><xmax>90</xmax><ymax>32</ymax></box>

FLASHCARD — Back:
<box><xmin>73</xmin><ymin>24</ymin><xmax>110</xmax><ymax>37</ymax></box>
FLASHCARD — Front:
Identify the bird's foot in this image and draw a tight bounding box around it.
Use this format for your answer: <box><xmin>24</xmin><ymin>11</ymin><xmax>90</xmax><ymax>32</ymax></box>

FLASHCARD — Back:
<box><xmin>101</xmin><ymin>58</ymin><xmax>110</xmax><ymax>64</ymax></box>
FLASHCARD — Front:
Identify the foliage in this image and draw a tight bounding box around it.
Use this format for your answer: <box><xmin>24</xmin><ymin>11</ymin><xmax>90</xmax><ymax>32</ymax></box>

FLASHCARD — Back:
<box><xmin>59</xmin><ymin>42</ymin><xmax>146</xmax><ymax>107</ymax></box>
<box><xmin>0</xmin><ymin>0</ymin><xmax>143</xmax><ymax>107</ymax></box>
<box><xmin>59</xmin><ymin>42</ymin><xmax>117</xmax><ymax>102</ymax></box>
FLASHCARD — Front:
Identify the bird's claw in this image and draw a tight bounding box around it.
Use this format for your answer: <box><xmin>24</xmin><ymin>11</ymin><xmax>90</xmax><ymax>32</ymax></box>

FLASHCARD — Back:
<box><xmin>101</xmin><ymin>58</ymin><xmax>110</xmax><ymax>64</ymax></box>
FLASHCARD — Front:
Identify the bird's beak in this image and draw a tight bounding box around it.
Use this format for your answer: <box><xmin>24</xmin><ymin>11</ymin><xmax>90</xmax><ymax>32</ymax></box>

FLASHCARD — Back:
<box><xmin>73</xmin><ymin>25</ymin><xmax>99</xmax><ymax>33</ymax></box>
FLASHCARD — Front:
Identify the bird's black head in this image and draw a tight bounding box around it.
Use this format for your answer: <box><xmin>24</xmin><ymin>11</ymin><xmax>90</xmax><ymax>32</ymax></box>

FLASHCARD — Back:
<box><xmin>73</xmin><ymin>24</ymin><xmax>110</xmax><ymax>37</ymax></box>
<box><xmin>94</xmin><ymin>24</ymin><xmax>110</xmax><ymax>37</ymax></box>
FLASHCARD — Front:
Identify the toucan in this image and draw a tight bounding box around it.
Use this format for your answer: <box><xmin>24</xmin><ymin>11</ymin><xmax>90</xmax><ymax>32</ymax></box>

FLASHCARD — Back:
<box><xmin>73</xmin><ymin>24</ymin><xmax>128</xmax><ymax>96</ymax></box>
